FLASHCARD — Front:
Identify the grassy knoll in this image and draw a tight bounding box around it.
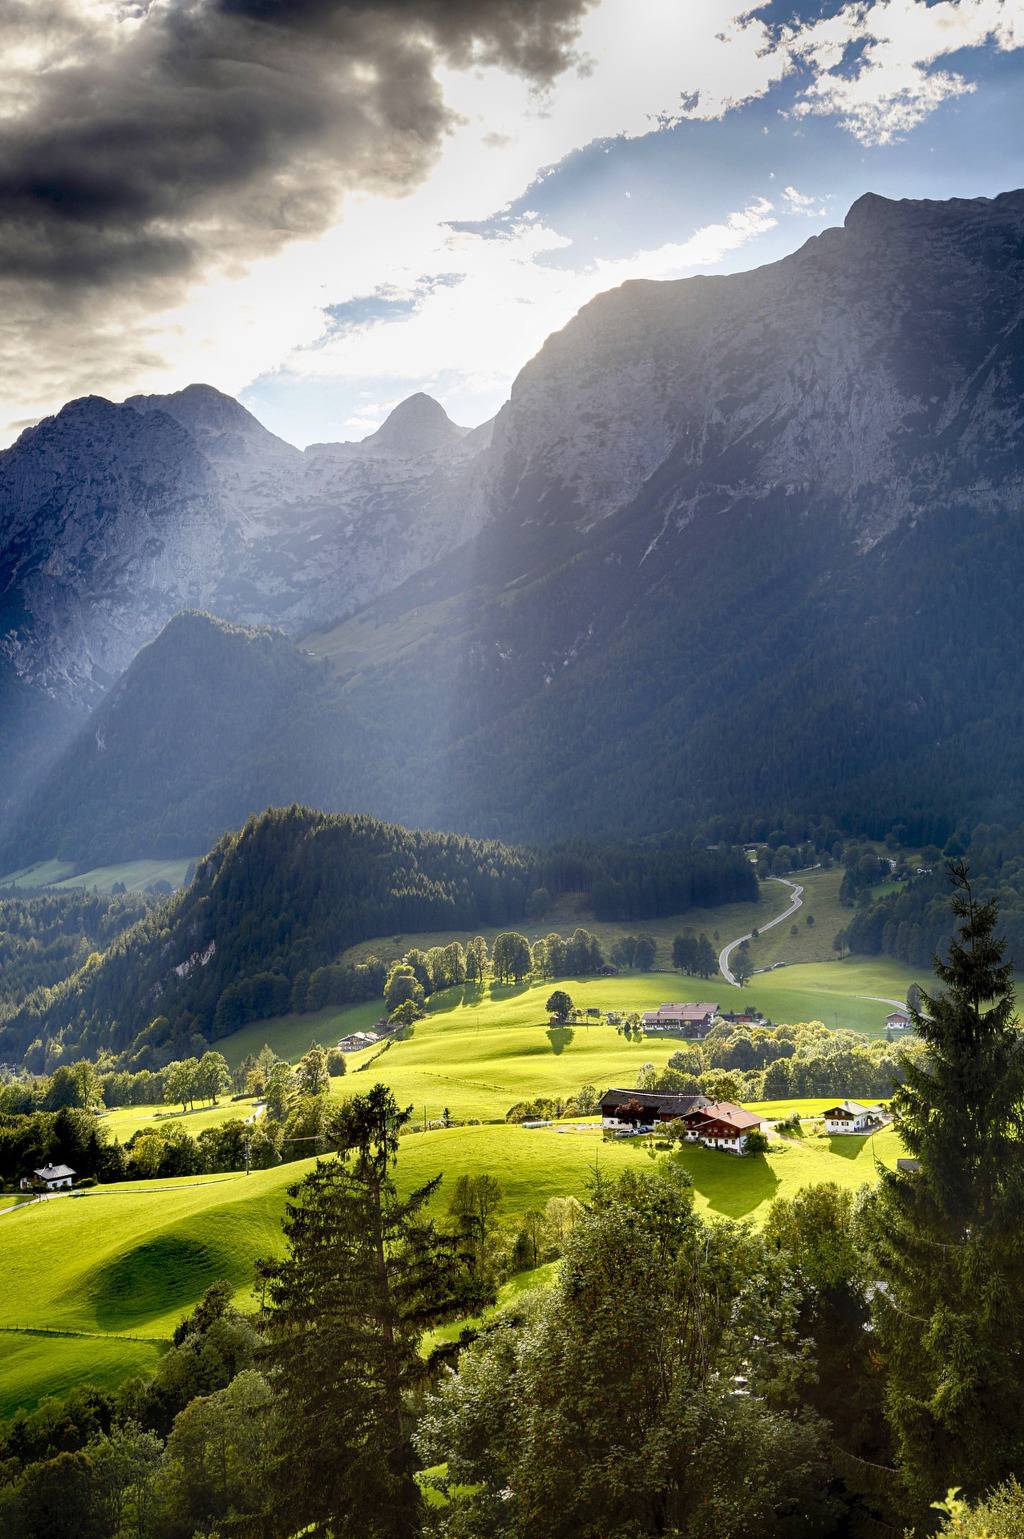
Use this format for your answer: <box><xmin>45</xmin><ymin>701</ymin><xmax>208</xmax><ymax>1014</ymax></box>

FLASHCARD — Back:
<box><xmin>222</xmin><ymin>956</ymin><xmax>920</xmax><ymax>1103</ymax></box>
<box><xmin>746</xmin><ymin>866</ymin><xmax>848</xmax><ymax>970</ymax></box>
<box><xmin>99</xmin><ymin>1098</ymin><xmax>262</xmax><ymax>1143</ymax></box>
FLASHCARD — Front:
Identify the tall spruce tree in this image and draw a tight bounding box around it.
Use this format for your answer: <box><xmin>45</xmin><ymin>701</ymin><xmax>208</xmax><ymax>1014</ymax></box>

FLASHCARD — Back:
<box><xmin>870</xmin><ymin>863</ymin><xmax>1024</xmax><ymax>1509</ymax></box>
<box><xmin>259</xmin><ymin>1084</ymin><xmax>486</xmax><ymax>1539</ymax></box>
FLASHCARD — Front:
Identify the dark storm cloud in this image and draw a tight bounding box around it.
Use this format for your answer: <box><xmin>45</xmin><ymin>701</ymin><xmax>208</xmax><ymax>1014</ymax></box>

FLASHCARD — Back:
<box><xmin>0</xmin><ymin>0</ymin><xmax>591</xmax><ymax>294</ymax></box>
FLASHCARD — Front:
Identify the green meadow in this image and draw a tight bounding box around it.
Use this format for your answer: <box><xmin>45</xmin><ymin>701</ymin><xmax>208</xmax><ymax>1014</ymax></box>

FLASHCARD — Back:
<box><xmin>1</xmin><ymin>1115</ymin><xmax>902</xmax><ymax>1413</ymax></box>
<box><xmin>0</xmin><ymin>855</ymin><xmax>196</xmax><ymax>894</ymax></box>
<box><xmin>98</xmin><ymin>1097</ymin><xmax>263</xmax><ymax>1143</ymax></box>
<box><xmin>219</xmin><ymin>955</ymin><xmax>920</xmax><ymax>1103</ymax></box>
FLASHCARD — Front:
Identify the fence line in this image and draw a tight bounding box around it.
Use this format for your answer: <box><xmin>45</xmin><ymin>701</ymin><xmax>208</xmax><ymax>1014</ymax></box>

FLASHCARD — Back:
<box><xmin>0</xmin><ymin>1324</ymin><xmax>169</xmax><ymax>1345</ymax></box>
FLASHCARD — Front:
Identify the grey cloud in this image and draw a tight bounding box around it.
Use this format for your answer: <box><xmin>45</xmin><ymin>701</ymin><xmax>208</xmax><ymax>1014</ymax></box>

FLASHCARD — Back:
<box><xmin>0</xmin><ymin>0</ymin><xmax>591</xmax><ymax>403</ymax></box>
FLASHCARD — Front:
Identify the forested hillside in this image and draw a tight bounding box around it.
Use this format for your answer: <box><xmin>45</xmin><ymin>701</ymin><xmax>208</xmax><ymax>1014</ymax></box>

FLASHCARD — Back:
<box><xmin>2</xmin><ymin>807</ymin><xmax>756</xmax><ymax>1070</ymax></box>
<box><xmin>1</xmin><ymin>807</ymin><xmax>534</xmax><ymax>1068</ymax></box>
<box><xmin>1</xmin><ymin>613</ymin><xmax>344</xmax><ymax>867</ymax></box>
<box><xmin>845</xmin><ymin>823</ymin><xmax>1024</xmax><ymax>971</ymax></box>
<box><xmin>0</xmin><ymin>891</ymin><xmax>149</xmax><ymax>1015</ymax></box>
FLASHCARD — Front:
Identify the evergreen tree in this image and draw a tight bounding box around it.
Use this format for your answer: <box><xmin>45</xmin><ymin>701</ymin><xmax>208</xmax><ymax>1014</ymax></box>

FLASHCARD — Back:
<box><xmin>259</xmin><ymin>1084</ymin><xmax>486</xmax><ymax>1539</ymax></box>
<box><xmin>869</xmin><ymin>863</ymin><xmax>1024</xmax><ymax>1510</ymax></box>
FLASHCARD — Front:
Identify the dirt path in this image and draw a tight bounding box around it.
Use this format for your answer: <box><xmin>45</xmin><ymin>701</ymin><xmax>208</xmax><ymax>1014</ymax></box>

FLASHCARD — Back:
<box><xmin>718</xmin><ymin>877</ymin><xmax>804</xmax><ymax>986</ymax></box>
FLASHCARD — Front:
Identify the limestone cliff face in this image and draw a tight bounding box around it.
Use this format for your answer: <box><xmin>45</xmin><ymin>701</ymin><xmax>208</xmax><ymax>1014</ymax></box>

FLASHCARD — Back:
<box><xmin>6</xmin><ymin>188</ymin><xmax>1024</xmax><ymax>856</ymax></box>
<box><xmin>0</xmin><ymin>386</ymin><xmax>491</xmax><ymax>712</ymax></box>
<box><xmin>486</xmin><ymin>189</ymin><xmax>1024</xmax><ymax>549</ymax></box>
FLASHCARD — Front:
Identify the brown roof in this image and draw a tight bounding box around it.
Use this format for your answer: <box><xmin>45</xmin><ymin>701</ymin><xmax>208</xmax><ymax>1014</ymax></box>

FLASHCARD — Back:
<box><xmin>685</xmin><ymin>1101</ymin><xmax>762</xmax><ymax>1132</ymax></box>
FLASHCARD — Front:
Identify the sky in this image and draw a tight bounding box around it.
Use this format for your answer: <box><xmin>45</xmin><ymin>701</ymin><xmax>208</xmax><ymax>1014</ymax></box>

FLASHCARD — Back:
<box><xmin>1</xmin><ymin>0</ymin><xmax>1023</xmax><ymax>448</ymax></box>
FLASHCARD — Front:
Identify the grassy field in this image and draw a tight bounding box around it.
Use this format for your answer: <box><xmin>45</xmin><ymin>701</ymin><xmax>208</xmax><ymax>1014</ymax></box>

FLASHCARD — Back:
<box><xmin>0</xmin><ymin>1332</ymin><xmax>166</xmax><ymax>1420</ymax></box>
<box><xmin>51</xmin><ymin>857</ymin><xmax>197</xmax><ymax>894</ymax></box>
<box><xmin>0</xmin><ymin>1109</ymin><xmax>903</xmax><ymax>1413</ymax></box>
<box><xmin>0</xmin><ymin>858</ymin><xmax>78</xmax><ymax>889</ymax></box>
<box><xmin>220</xmin><ymin>953</ymin><xmax>920</xmax><ymax>1093</ymax></box>
<box><xmin>747</xmin><ymin>866</ymin><xmax>848</xmax><ymax>970</ymax></box>
<box><xmin>98</xmin><ymin>1098</ymin><xmax>262</xmax><ymax>1143</ymax></box>
<box><xmin>0</xmin><ymin>856</ymin><xmax>196</xmax><ymax>894</ymax></box>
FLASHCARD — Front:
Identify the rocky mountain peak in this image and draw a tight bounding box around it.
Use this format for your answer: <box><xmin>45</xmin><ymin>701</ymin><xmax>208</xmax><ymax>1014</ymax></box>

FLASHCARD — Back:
<box><xmin>361</xmin><ymin>392</ymin><xmax>466</xmax><ymax>456</ymax></box>
<box><xmin>125</xmin><ymin>382</ymin><xmax>298</xmax><ymax>462</ymax></box>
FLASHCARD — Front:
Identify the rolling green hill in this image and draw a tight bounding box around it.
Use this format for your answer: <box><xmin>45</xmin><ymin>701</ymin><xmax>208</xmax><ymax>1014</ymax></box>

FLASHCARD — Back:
<box><xmin>219</xmin><ymin>955</ymin><xmax>920</xmax><ymax>1083</ymax></box>
<box><xmin>1</xmin><ymin>1111</ymin><xmax>903</xmax><ymax>1414</ymax></box>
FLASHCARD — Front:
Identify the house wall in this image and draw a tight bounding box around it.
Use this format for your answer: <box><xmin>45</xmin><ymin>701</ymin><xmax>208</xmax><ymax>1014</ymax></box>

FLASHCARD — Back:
<box><xmin>825</xmin><ymin>1114</ymin><xmax>865</xmax><ymax>1134</ymax></box>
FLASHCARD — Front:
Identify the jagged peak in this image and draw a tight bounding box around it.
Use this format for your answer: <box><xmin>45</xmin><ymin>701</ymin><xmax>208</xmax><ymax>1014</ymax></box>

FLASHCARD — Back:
<box><xmin>360</xmin><ymin>392</ymin><xmax>467</xmax><ymax>455</ymax></box>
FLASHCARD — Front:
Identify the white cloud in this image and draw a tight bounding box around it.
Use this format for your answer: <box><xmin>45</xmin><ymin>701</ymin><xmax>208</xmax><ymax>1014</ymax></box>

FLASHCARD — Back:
<box><xmin>782</xmin><ymin>185</ymin><xmax>827</xmax><ymax>217</ymax></box>
<box><xmin>281</xmin><ymin>197</ymin><xmax>778</xmax><ymax>437</ymax></box>
<box><xmin>782</xmin><ymin>0</ymin><xmax>1024</xmax><ymax>146</ymax></box>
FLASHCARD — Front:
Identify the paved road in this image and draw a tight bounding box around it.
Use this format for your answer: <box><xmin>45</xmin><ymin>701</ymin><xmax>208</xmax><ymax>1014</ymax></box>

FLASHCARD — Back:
<box><xmin>718</xmin><ymin>877</ymin><xmax>804</xmax><ymax>986</ymax></box>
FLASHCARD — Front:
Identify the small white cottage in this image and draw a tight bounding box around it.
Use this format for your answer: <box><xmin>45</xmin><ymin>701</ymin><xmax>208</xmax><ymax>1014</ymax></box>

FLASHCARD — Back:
<box><xmin>22</xmin><ymin>1163</ymin><xmax>77</xmax><ymax>1191</ymax></box>
<box><xmin>822</xmin><ymin>1101</ymin><xmax>881</xmax><ymax>1135</ymax></box>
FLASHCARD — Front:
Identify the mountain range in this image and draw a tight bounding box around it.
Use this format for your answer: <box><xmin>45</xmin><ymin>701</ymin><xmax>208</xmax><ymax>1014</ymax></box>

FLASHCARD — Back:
<box><xmin>5</xmin><ymin>188</ymin><xmax>1024</xmax><ymax>866</ymax></box>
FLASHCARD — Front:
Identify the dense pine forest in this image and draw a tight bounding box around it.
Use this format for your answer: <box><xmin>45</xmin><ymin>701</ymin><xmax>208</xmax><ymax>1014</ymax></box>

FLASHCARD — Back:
<box><xmin>0</xmin><ymin>892</ymin><xmax>149</xmax><ymax>1015</ymax></box>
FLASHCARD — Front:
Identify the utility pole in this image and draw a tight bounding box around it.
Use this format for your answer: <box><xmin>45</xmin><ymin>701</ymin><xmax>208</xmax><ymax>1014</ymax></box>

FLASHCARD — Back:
<box><xmin>244</xmin><ymin>1135</ymin><xmax>250</xmax><ymax>1176</ymax></box>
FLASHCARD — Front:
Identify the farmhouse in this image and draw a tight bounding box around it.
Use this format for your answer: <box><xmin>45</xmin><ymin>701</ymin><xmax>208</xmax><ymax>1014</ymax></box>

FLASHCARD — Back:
<box><xmin>20</xmin><ymin>1163</ymin><xmax>76</xmax><ymax>1192</ymax></box>
<box><xmin>823</xmin><ymin>1100</ymin><xmax>883</xmax><ymax>1134</ymax></box>
<box><xmin>600</xmin><ymin>1089</ymin><xmax>710</xmax><ymax>1129</ymax></box>
<box><xmin>885</xmin><ymin>1010</ymin><xmax>911</xmax><ymax>1031</ymax></box>
<box><xmin>600</xmin><ymin>1091</ymin><xmax>763</xmax><ymax>1153</ymax></box>
<box><xmin>682</xmin><ymin>1102</ymin><xmax>763</xmax><ymax>1154</ymax></box>
<box><xmin>336</xmin><ymin>1029</ymin><xmax>382</xmax><ymax>1052</ymax></box>
<box><xmin>642</xmin><ymin>1002</ymin><xmax>720</xmax><ymax>1037</ymax></box>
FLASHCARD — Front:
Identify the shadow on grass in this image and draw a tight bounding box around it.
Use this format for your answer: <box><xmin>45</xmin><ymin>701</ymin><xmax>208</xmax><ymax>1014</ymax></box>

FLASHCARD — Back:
<box><xmin>674</xmin><ymin>1149</ymin><xmax>781</xmax><ymax>1219</ymax></box>
<box><xmin>487</xmin><ymin>982</ymin><xmax>530</xmax><ymax>1002</ymax></box>
<box><xmin>545</xmin><ymin>1026</ymin><xmax>575</xmax><ymax>1055</ymax></box>
<box><xmin>827</xmin><ymin>1134</ymin><xmax>870</xmax><ymax>1160</ymax></box>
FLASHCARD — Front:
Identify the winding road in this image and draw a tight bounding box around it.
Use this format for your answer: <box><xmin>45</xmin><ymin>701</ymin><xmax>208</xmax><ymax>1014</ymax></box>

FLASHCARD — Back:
<box><xmin>718</xmin><ymin>876</ymin><xmax>804</xmax><ymax>986</ymax></box>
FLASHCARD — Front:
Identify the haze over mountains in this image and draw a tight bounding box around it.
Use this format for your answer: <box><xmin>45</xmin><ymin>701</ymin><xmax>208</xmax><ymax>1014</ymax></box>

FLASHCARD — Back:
<box><xmin>5</xmin><ymin>188</ymin><xmax>1024</xmax><ymax>865</ymax></box>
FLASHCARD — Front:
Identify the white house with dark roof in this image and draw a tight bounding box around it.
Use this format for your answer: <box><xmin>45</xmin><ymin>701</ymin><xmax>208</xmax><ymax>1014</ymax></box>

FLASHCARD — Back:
<box><xmin>21</xmin><ymin>1163</ymin><xmax>76</xmax><ymax>1191</ymax></box>
<box><xmin>599</xmin><ymin>1091</ymin><xmax>762</xmax><ymax>1153</ymax></box>
<box><xmin>822</xmin><ymin>1101</ymin><xmax>882</xmax><ymax>1135</ymax></box>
